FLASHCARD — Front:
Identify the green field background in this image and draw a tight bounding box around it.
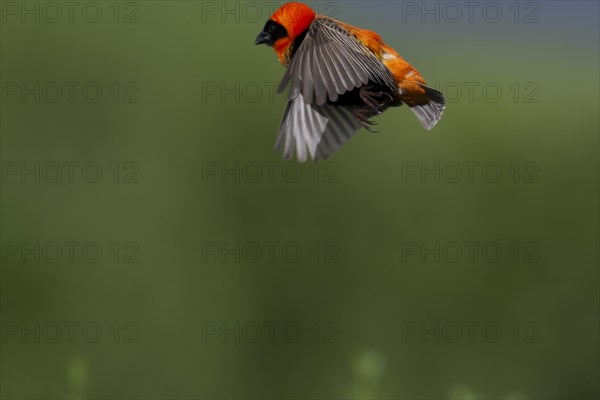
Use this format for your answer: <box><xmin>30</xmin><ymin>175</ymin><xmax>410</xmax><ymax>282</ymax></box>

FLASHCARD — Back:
<box><xmin>1</xmin><ymin>1</ymin><xmax>598</xmax><ymax>398</ymax></box>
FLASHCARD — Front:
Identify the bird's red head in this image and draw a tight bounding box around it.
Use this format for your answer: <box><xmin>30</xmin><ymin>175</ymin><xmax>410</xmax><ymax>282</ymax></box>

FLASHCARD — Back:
<box><xmin>271</xmin><ymin>2</ymin><xmax>316</xmax><ymax>38</ymax></box>
<box><xmin>255</xmin><ymin>2</ymin><xmax>316</xmax><ymax>64</ymax></box>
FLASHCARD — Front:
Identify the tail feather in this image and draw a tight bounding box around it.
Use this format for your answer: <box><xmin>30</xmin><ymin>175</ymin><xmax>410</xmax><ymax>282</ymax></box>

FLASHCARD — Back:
<box><xmin>410</xmin><ymin>86</ymin><xmax>445</xmax><ymax>130</ymax></box>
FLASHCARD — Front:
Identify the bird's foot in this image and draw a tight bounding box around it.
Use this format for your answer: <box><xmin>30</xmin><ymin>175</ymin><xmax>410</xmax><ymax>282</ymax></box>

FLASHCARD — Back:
<box><xmin>359</xmin><ymin>85</ymin><xmax>395</xmax><ymax>111</ymax></box>
<box><xmin>352</xmin><ymin>108</ymin><xmax>379</xmax><ymax>133</ymax></box>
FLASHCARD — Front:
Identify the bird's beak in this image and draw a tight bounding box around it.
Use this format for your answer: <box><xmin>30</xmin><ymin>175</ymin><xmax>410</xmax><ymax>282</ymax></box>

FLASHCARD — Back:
<box><xmin>255</xmin><ymin>31</ymin><xmax>272</xmax><ymax>45</ymax></box>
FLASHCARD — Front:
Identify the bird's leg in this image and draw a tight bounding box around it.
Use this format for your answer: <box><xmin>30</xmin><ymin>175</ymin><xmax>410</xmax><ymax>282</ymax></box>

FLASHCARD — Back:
<box><xmin>352</xmin><ymin>107</ymin><xmax>379</xmax><ymax>133</ymax></box>
<box><xmin>359</xmin><ymin>85</ymin><xmax>396</xmax><ymax>111</ymax></box>
<box><xmin>352</xmin><ymin>85</ymin><xmax>400</xmax><ymax>132</ymax></box>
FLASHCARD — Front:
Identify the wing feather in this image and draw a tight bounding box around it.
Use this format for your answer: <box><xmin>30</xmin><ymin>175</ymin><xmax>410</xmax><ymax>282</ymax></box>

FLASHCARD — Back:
<box><xmin>276</xmin><ymin>88</ymin><xmax>362</xmax><ymax>162</ymax></box>
<box><xmin>277</xmin><ymin>17</ymin><xmax>397</xmax><ymax>106</ymax></box>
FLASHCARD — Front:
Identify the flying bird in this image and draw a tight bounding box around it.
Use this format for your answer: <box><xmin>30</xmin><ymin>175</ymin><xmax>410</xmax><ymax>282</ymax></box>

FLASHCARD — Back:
<box><xmin>255</xmin><ymin>2</ymin><xmax>445</xmax><ymax>162</ymax></box>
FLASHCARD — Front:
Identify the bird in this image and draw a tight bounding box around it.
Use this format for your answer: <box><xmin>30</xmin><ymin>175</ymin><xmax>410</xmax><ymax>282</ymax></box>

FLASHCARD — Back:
<box><xmin>255</xmin><ymin>2</ymin><xmax>445</xmax><ymax>162</ymax></box>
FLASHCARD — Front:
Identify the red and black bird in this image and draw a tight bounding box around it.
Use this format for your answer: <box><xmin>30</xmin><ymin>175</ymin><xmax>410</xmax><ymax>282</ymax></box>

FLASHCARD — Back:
<box><xmin>255</xmin><ymin>2</ymin><xmax>445</xmax><ymax>162</ymax></box>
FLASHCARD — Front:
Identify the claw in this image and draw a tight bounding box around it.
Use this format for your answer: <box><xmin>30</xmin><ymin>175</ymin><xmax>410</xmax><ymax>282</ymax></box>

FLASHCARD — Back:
<box><xmin>353</xmin><ymin>84</ymin><xmax>399</xmax><ymax>131</ymax></box>
<box><xmin>361</xmin><ymin>95</ymin><xmax>379</xmax><ymax>110</ymax></box>
<box><xmin>382</xmin><ymin>92</ymin><xmax>395</xmax><ymax>102</ymax></box>
<box><xmin>352</xmin><ymin>108</ymin><xmax>380</xmax><ymax>132</ymax></box>
<box><xmin>359</xmin><ymin>86</ymin><xmax>383</xmax><ymax>110</ymax></box>
<box><xmin>359</xmin><ymin>119</ymin><xmax>379</xmax><ymax>132</ymax></box>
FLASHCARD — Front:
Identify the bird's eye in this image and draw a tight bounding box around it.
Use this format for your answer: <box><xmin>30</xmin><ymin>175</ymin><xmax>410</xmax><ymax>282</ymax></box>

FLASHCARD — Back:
<box><xmin>262</xmin><ymin>20</ymin><xmax>287</xmax><ymax>41</ymax></box>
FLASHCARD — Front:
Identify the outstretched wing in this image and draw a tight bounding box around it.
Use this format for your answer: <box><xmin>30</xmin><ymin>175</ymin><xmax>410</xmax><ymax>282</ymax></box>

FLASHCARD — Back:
<box><xmin>277</xmin><ymin>17</ymin><xmax>397</xmax><ymax>106</ymax></box>
<box><xmin>275</xmin><ymin>17</ymin><xmax>396</xmax><ymax>161</ymax></box>
<box><xmin>276</xmin><ymin>87</ymin><xmax>362</xmax><ymax>162</ymax></box>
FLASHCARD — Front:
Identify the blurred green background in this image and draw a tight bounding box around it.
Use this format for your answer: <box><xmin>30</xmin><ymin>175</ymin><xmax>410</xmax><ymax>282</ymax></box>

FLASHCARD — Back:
<box><xmin>1</xmin><ymin>0</ymin><xmax>598</xmax><ymax>399</ymax></box>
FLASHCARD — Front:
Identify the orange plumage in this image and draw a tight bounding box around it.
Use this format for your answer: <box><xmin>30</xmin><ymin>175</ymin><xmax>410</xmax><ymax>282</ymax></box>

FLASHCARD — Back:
<box><xmin>337</xmin><ymin>22</ymin><xmax>430</xmax><ymax>107</ymax></box>
<box><xmin>256</xmin><ymin>2</ymin><xmax>445</xmax><ymax>161</ymax></box>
